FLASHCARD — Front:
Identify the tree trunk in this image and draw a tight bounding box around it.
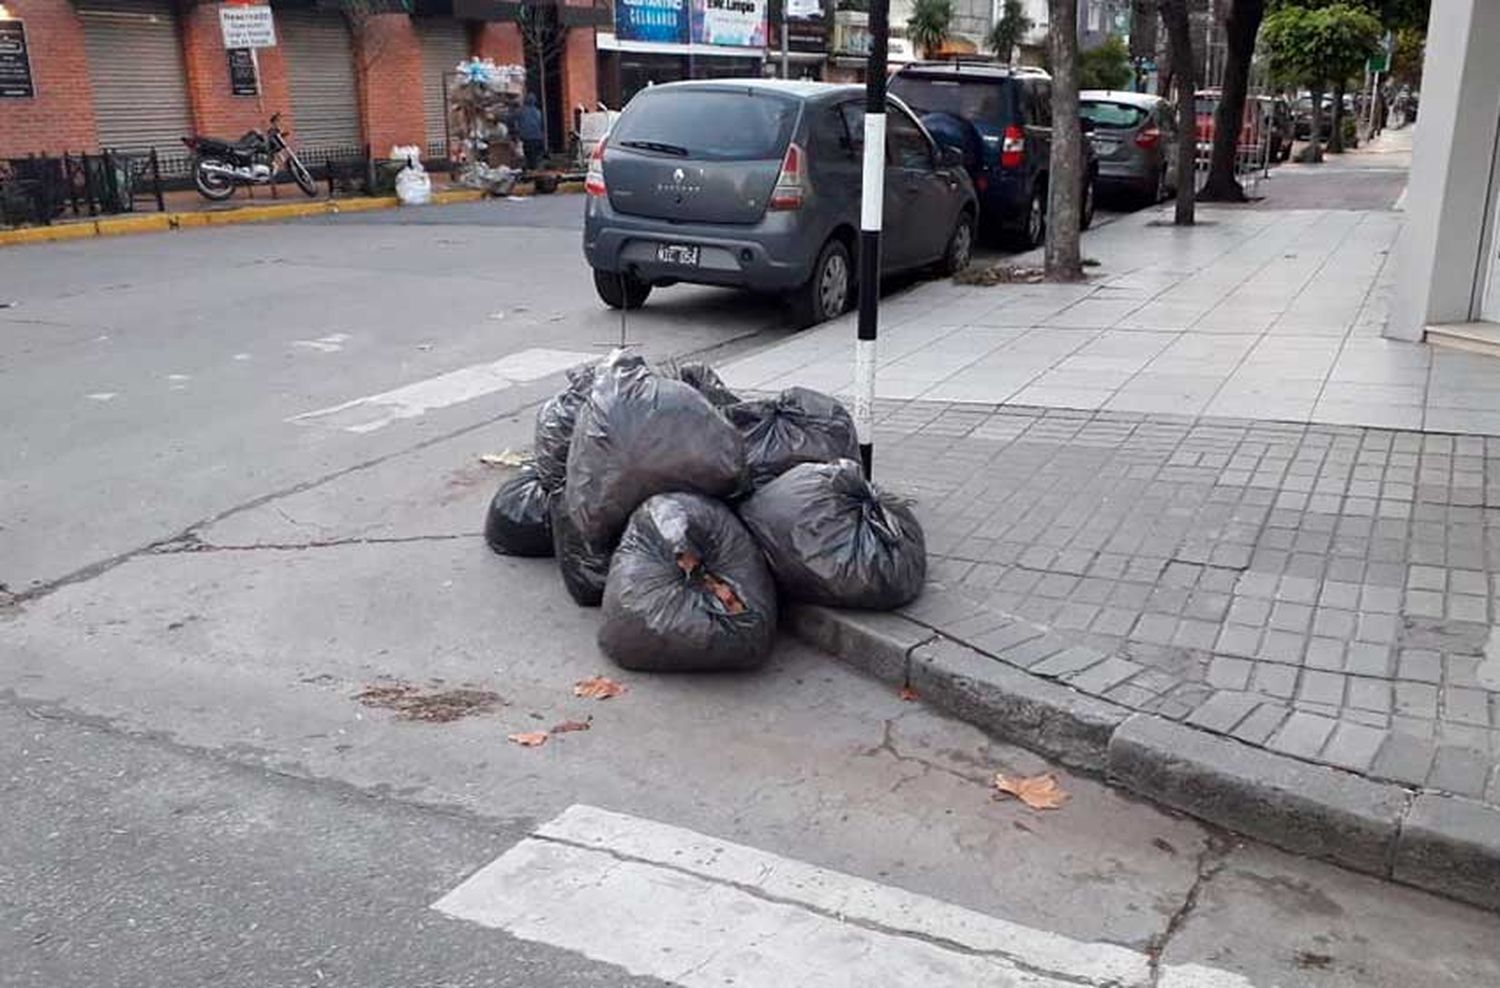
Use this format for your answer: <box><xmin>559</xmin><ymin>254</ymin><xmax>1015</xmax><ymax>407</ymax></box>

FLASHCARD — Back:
<box><xmin>1299</xmin><ymin>84</ymin><xmax>1325</xmax><ymax>163</ymax></box>
<box><xmin>1328</xmin><ymin>79</ymin><xmax>1346</xmax><ymax>153</ymax></box>
<box><xmin>1199</xmin><ymin>0</ymin><xmax>1264</xmax><ymax>201</ymax></box>
<box><xmin>1160</xmin><ymin>0</ymin><xmax>1195</xmax><ymax>225</ymax></box>
<box><xmin>1045</xmin><ymin>0</ymin><xmax>1083</xmax><ymax>281</ymax></box>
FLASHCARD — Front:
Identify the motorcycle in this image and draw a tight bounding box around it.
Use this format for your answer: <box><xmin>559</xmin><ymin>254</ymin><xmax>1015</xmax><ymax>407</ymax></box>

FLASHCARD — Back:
<box><xmin>181</xmin><ymin>113</ymin><xmax>317</xmax><ymax>202</ymax></box>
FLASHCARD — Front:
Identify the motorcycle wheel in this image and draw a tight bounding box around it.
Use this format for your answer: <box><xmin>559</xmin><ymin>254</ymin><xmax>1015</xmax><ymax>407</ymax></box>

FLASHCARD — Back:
<box><xmin>287</xmin><ymin>153</ymin><xmax>318</xmax><ymax>197</ymax></box>
<box><xmin>193</xmin><ymin>157</ymin><xmax>236</xmax><ymax>202</ymax></box>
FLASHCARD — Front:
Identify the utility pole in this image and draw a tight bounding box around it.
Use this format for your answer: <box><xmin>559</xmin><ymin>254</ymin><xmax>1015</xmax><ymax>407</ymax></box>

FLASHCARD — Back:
<box><xmin>781</xmin><ymin>0</ymin><xmax>790</xmax><ymax>77</ymax></box>
<box><xmin>855</xmin><ymin>0</ymin><xmax>889</xmax><ymax>477</ymax></box>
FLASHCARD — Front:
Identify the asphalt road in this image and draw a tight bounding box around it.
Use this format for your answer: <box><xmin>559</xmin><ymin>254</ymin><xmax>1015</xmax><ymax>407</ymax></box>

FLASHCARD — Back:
<box><xmin>4</xmin><ymin>195</ymin><xmax>1499</xmax><ymax>987</ymax></box>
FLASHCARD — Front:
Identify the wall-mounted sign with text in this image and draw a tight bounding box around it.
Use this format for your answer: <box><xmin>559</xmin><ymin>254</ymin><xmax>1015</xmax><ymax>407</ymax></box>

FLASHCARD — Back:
<box><xmin>693</xmin><ymin>0</ymin><xmax>766</xmax><ymax>47</ymax></box>
<box><xmin>0</xmin><ymin>20</ymin><xmax>34</xmax><ymax>99</ymax></box>
<box><xmin>614</xmin><ymin>0</ymin><xmax>689</xmax><ymax>43</ymax></box>
<box><xmin>219</xmin><ymin>4</ymin><xmax>277</xmax><ymax>49</ymax></box>
<box><xmin>227</xmin><ymin>47</ymin><xmax>259</xmax><ymax>96</ymax></box>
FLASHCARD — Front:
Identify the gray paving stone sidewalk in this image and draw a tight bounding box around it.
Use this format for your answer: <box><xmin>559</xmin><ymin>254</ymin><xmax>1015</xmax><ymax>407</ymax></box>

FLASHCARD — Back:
<box><xmin>870</xmin><ymin>399</ymin><xmax>1500</xmax><ymax>805</ymax></box>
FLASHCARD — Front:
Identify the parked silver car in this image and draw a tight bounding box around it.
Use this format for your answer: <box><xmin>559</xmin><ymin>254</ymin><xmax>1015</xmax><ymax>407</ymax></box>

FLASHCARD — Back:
<box><xmin>583</xmin><ymin>79</ymin><xmax>978</xmax><ymax>328</ymax></box>
<box><xmin>1079</xmin><ymin>90</ymin><xmax>1179</xmax><ymax>205</ymax></box>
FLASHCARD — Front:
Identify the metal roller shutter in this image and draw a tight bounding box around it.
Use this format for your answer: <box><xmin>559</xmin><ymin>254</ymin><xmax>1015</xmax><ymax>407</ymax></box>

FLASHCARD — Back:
<box><xmin>78</xmin><ymin>0</ymin><xmax>193</xmax><ymax>155</ymax></box>
<box><xmin>278</xmin><ymin>9</ymin><xmax>362</xmax><ymax>153</ymax></box>
<box><xmin>416</xmin><ymin>19</ymin><xmax>470</xmax><ymax>157</ymax></box>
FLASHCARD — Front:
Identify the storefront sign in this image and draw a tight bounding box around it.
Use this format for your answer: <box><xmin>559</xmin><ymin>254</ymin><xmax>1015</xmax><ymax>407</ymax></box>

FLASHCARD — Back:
<box><xmin>694</xmin><ymin>0</ymin><xmax>766</xmax><ymax>47</ymax></box>
<box><xmin>614</xmin><ymin>0</ymin><xmax>689</xmax><ymax>43</ymax></box>
<box><xmin>227</xmin><ymin>47</ymin><xmax>259</xmax><ymax>96</ymax></box>
<box><xmin>219</xmin><ymin>4</ymin><xmax>276</xmax><ymax>49</ymax></box>
<box><xmin>785</xmin><ymin>0</ymin><xmax>827</xmax><ymax>53</ymax></box>
<box><xmin>0</xmin><ymin>20</ymin><xmax>34</xmax><ymax>99</ymax></box>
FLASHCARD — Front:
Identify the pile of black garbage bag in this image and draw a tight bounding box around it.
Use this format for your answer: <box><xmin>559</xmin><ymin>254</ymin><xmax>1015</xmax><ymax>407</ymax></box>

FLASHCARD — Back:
<box><xmin>483</xmin><ymin>353</ymin><xmax>926</xmax><ymax>672</ymax></box>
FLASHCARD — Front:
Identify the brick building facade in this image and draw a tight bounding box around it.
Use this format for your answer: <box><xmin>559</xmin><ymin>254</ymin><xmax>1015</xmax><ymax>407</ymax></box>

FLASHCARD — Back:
<box><xmin>0</xmin><ymin>0</ymin><xmax>599</xmax><ymax>162</ymax></box>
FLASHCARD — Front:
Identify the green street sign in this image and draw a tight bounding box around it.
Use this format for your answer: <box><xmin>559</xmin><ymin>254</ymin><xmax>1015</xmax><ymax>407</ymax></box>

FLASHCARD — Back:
<box><xmin>1368</xmin><ymin>52</ymin><xmax>1389</xmax><ymax>73</ymax></box>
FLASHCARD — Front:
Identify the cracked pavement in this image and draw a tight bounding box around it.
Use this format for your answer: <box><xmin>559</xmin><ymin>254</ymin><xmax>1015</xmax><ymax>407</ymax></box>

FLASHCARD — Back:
<box><xmin>4</xmin><ymin>203</ymin><xmax>1500</xmax><ymax>986</ymax></box>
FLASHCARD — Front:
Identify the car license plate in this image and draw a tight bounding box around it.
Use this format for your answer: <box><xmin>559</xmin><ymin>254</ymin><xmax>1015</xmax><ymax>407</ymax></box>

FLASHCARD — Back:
<box><xmin>657</xmin><ymin>243</ymin><xmax>700</xmax><ymax>266</ymax></box>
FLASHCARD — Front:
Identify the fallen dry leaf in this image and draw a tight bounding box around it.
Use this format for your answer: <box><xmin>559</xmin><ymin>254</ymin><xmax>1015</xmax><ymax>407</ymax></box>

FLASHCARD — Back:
<box><xmin>478</xmin><ymin>450</ymin><xmax>528</xmax><ymax>467</ymax></box>
<box><xmin>508</xmin><ymin>731</ymin><xmax>549</xmax><ymax>747</ymax></box>
<box><xmin>898</xmin><ymin>686</ymin><xmax>919</xmax><ymax>702</ymax></box>
<box><xmin>993</xmin><ymin>772</ymin><xmax>1069</xmax><ymax>810</ymax></box>
<box><xmin>573</xmin><ymin>675</ymin><xmax>626</xmax><ymax>700</ymax></box>
<box><xmin>550</xmin><ymin>719</ymin><xmax>592</xmax><ymax>734</ymax></box>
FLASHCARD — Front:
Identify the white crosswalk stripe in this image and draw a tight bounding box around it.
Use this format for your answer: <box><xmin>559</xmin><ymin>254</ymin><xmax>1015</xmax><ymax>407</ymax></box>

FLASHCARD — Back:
<box><xmin>433</xmin><ymin>805</ymin><xmax>1256</xmax><ymax>988</ymax></box>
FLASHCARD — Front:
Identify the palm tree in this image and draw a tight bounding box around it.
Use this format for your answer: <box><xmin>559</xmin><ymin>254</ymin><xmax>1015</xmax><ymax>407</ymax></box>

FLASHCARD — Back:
<box><xmin>907</xmin><ymin>0</ymin><xmax>954</xmax><ymax>59</ymax></box>
<box><xmin>987</xmin><ymin>0</ymin><xmax>1032</xmax><ymax>63</ymax></box>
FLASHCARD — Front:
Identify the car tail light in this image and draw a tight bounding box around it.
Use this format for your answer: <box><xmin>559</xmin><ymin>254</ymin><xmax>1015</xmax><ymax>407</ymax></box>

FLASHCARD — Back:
<box><xmin>585</xmin><ymin>138</ymin><xmax>607</xmax><ymax>197</ymax></box>
<box><xmin>1135</xmin><ymin>127</ymin><xmax>1161</xmax><ymax>150</ymax></box>
<box><xmin>1000</xmin><ymin>125</ymin><xmax>1025</xmax><ymax>169</ymax></box>
<box><xmin>768</xmin><ymin>142</ymin><xmax>805</xmax><ymax>211</ymax></box>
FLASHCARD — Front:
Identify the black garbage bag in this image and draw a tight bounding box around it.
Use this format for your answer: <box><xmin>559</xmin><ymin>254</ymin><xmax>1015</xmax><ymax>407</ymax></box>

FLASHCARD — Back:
<box><xmin>483</xmin><ymin>466</ymin><xmax>554</xmax><ymax>557</ymax></box>
<box><xmin>534</xmin><ymin>363</ymin><xmax>597</xmax><ymax>493</ymax></box>
<box><xmin>599</xmin><ymin>493</ymin><xmax>777</xmax><ymax>671</ymax></box>
<box><xmin>550</xmin><ymin>491</ymin><xmax>611</xmax><ymax>607</ymax></box>
<box><xmin>737</xmin><ymin>459</ymin><xmax>926</xmax><ymax>610</ymax></box>
<box><xmin>672</xmin><ymin>361</ymin><xmax>740</xmax><ymax>409</ymax></box>
<box><xmin>727</xmin><ymin>387</ymin><xmax>860</xmax><ymax>488</ymax></box>
<box><xmin>566</xmin><ymin>356</ymin><xmax>746</xmax><ymax>548</ymax></box>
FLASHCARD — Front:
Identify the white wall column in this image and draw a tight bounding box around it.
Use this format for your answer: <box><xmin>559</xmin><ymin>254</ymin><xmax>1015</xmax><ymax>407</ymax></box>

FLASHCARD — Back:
<box><xmin>1390</xmin><ymin>0</ymin><xmax>1500</xmax><ymax>340</ymax></box>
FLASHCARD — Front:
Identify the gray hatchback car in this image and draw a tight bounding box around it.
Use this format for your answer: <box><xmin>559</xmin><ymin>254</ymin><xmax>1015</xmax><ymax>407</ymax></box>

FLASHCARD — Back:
<box><xmin>1079</xmin><ymin>90</ymin><xmax>1179</xmax><ymax>205</ymax></box>
<box><xmin>583</xmin><ymin>79</ymin><xmax>978</xmax><ymax>327</ymax></box>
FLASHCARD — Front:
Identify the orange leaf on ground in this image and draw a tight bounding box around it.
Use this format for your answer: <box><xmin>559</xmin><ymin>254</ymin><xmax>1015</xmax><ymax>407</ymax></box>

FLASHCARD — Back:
<box><xmin>550</xmin><ymin>719</ymin><xmax>592</xmax><ymax>734</ymax></box>
<box><xmin>508</xmin><ymin>731</ymin><xmax>549</xmax><ymax>747</ymax></box>
<box><xmin>993</xmin><ymin>772</ymin><xmax>1068</xmax><ymax>810</ymax></box>
<box><xmin>573</xmin><ymin>675</ymin><xmax>626</xmax><ymax>700</ymax></box>
<box><xmin>898</xmin><ymin>686</ymin><xmax>919</xmax><ymax>702</ymax></box>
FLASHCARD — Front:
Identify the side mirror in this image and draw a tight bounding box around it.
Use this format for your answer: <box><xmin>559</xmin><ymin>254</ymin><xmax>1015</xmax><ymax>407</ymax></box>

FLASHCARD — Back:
<box><xmin>939</xmin><ymin>145</ymin><xmax>964</xmax><ymax>169</ymax></box>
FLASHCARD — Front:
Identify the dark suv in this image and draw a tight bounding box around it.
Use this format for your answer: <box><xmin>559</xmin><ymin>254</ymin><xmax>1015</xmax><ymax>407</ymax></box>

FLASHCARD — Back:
<box><xmin>583</xmin><ymin>79</ymin><xmax>978</xmax><ymax>327</ymax></box>
<box><xmin>889</xmin><ymin>62</ymin><xmax>1096</xmax><ymax>247</ymax></box>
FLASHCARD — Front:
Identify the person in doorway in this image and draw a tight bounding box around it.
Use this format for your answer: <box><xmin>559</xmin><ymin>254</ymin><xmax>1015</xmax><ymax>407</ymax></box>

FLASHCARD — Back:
<box><xmin>514</xmin><ymin>92</ymin><xmax>545</xmax><ymax>171</ymax></box>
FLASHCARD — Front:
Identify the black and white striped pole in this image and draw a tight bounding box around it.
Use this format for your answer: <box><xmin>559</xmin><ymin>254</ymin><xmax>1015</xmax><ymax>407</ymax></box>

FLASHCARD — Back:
<box><xmin>855</xmin><ymin>0</ymin><xmax>889</xmax><ymax>479</ymax></box>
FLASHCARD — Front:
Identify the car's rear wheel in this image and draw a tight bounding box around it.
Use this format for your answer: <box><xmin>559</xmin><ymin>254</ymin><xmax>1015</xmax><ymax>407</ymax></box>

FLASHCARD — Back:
<box><xmin>593</xmin><ymin>268</ymin><xmax>651</xmax><ymax>310</ymax></box>
<box><xmin>790</xmin><ymin>238</ymin><xmax>851</xmax><ymax>329</ymax></box>
<box><xmin>1018</xmin><ymin>186</ymin><xmax>1046</xmax><ymax>249</ymax></box>
<box><xmin>941</xmin><ymin>210</ymin><xmax>975</xmax><ymax>276</ymax></box>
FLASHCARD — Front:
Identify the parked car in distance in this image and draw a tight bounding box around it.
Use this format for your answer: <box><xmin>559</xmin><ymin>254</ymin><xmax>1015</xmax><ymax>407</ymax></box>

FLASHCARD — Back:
<box><xmin>1079</xmin><ymin>90</ymin><xmax>1178</xmax><ymax>204</ymax></box>
<box><xmin>583</xmin><ymin>79</ymin><xmax>978</xmax><ymax>328</ymax></box>
<box><xmin>889</xmin><ymin>61</ymin><xmax>1097</xmax><ymax>247</ymax></box>
<box><xmin>1194</xmin><ymin>89</ymin><xmax>1265</xmax><ymax>161</ymax></box>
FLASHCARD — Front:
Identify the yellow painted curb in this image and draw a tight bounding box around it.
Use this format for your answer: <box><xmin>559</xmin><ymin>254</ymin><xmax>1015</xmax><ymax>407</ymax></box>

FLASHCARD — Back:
<box><xmin>3</xmin><ymin>185</ymin><xmax>505</xmax><ymax>248</ymax></box>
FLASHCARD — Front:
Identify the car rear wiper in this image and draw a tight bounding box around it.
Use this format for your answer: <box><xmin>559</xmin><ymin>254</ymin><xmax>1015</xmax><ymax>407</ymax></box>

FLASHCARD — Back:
<box><xmin>618</xmin><ymin>139</ymin><xmax>690</xmax><ymax>157</ymax></box>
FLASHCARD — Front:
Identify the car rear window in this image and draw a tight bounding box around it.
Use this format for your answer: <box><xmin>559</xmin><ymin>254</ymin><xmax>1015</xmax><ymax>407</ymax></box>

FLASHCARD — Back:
<box><xmin>888</xmin><ymin>76</ymin><xmax>1010</xmax><ymax>124</ymax></box>
<box><xmin>1080</xmin><ymin>101</ymin><xmax>1148</xmax><ymax>129</ymax></box>
<box><xmin>611</xmin><ymin>87</ymin><xmax>799</xmax><ymax>161</ymax></box>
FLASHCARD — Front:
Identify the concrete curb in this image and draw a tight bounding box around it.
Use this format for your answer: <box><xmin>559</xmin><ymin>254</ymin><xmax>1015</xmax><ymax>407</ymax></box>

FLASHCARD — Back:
<box><xmin>789</xmin><ymin>601</ymin><xmax>1500</xmax><ymax>914</ymax></box>
<box><xmin>0</xmin><ymin>184</ymin><xmax>580</xmax><ymax>248</ymax></box>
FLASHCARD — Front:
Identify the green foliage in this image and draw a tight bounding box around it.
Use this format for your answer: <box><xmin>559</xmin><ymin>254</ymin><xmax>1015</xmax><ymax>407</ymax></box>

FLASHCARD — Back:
<box><xmin>987</xmin><ymin>0</ymin><xmax>1033</xmax><ymax>61</ymax></box>
<box><xmin>907</xmin><ymin>0</ymin><xmax>954</xmax><ymax>57</ymax></box>
<box><xmin>1390</xmin><ymin>26</ymin><xmax>1424</xmax><ymax>86</ymax></box>
<box><xmin>1261</xmin><ymin>3</ymin><xmax>1383</xmax><ymax>90</ymax></box>
<box><xmin>1078</xmin><ymin>35</ymin><xmax>1133</xmax><ymax>90</ymax></box>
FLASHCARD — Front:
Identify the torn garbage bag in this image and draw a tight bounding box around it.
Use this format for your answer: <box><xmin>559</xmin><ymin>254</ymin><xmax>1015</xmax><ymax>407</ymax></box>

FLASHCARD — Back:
<box><xmin>727</xmin><ymin>387</ymin><xmax>860</xmax><ymax>488</ymax></box>
<box><xmin>599</xmin><ymin>493</ymin><xmax>777</xmax><ymax>671</ymax></box>
<box><xmin>483</xmin><ymin>465</ymin><xmax>554</xmax><ymax>557</ymax></box>
<box><xmin>533</xmin><ymin>363</ymin><xmax>596</xmax><ymax>493</ymax></box>
<box><xmin>550</xmin><ymin>491</ymin><xmax>611</xmax><ymax>607</ymax></box>
<box><xmin>566</xmin><ymin>356</ymin><xmax>746</xmax><ymax>548</ymax></box>
<box><xmin>738</xmin><ymin>458</ymin><xmax>926</xmax><ymax>609</ymax></box>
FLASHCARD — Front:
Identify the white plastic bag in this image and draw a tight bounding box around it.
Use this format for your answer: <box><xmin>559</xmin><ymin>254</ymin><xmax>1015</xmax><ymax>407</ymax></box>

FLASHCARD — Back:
<box><xmin>395</xmin><ymin>165</ymin><xmax>432</xmax><ymax>206</ymax></box>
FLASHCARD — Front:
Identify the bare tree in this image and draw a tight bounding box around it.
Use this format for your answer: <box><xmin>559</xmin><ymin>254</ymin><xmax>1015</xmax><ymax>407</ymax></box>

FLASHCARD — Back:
<box><xmin>1159</xmin><ymin>0</ymin><xmax>1197</xmax><ymax>225</ymax></box>
<box><xmin>515</xmin><ymin>6</ymin><xmax>567</xmax><ymax>153</ymax></box>
<box><xmin>1045</xmin><ymin>0</ymin><xmax>1083</xmax><ymax>280</ymax></box>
